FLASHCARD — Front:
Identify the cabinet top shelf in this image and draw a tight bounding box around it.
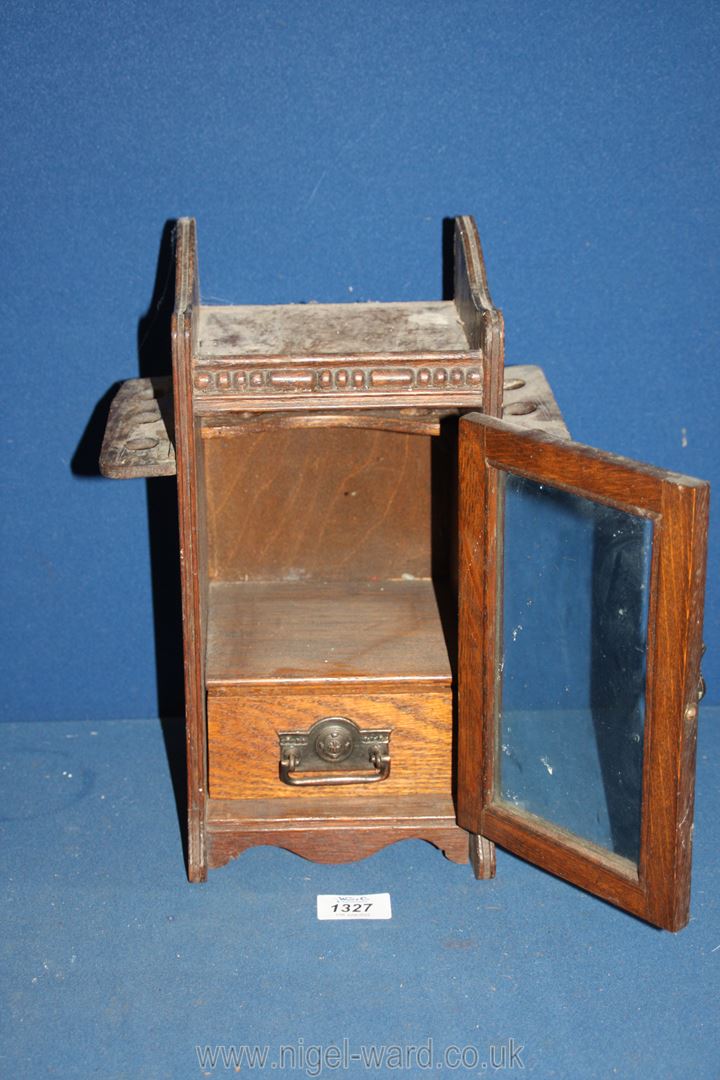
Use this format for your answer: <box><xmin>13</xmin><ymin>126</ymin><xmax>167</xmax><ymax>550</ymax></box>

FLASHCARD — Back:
<box><xmin>195</xmin><ymin>300</ymin><xmax>473</xmax><ymax>361</ymax></box>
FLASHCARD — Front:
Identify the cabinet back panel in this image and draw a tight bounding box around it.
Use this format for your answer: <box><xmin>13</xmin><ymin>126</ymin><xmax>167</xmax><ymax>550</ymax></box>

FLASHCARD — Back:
<box><xmin>204</xmin><ymin>428</ymin><xmax>432</xmax><ymax>581</ymax></box>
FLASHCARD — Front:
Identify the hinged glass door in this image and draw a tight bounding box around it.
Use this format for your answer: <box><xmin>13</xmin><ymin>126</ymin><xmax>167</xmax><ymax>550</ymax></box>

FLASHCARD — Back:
<box><xmin>457</xmin><ymin>414</ymin><xmax>708</xmax><ymax>930</ymax></box>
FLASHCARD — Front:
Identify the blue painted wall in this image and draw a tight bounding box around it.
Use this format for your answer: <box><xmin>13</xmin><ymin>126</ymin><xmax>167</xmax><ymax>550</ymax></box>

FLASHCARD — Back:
<box><xmin>2</xmin><ymin>1</ymin><xmax>718</xmax><ymax>721</ymax></box>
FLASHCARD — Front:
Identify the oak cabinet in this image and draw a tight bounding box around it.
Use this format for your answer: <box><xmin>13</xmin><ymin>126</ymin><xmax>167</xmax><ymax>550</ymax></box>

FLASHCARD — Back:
<box><xmin>100</xmin><ymin>217</ymin><xmax>708</xmax><ymax>930</ymax></box>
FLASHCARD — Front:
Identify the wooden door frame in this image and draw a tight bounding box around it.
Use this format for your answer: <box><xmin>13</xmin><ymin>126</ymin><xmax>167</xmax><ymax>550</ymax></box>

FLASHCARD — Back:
<box><xmin>457</xmin><ymin>414</ymin><xmax>708</xmax><ymax>930</ymax></box>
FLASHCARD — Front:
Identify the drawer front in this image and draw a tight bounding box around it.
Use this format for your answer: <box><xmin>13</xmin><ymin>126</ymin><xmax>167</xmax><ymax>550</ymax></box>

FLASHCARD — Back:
<box><xmin>207</xmin><ymin>688</ymin><xmax>452</xmax><ymax>800</ymax></box>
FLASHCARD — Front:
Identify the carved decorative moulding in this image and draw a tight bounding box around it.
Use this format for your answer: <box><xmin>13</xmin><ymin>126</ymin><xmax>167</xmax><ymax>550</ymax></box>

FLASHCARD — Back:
<box><xmin>100</xmin><ymin>364</ymin><xmax>569</xmax><ymax>476</ymax></box>
<box><xmin>191</xmin><ymin>360</ymin><xmax>485</xmax><ymax>410</ymax></box>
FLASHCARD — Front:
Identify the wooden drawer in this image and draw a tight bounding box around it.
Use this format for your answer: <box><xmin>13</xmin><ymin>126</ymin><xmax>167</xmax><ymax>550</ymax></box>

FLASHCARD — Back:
<box><xmin>207</xmin><ymin>687</ymin><xmax>452</xmax><ymax>800</ymax></box>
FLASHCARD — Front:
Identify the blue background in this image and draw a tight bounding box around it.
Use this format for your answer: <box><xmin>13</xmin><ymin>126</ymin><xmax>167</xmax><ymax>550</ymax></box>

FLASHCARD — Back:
<box><xmin>1</xmin><ymin>0</ymin><xmax>718</xmax><ymax>723</ymax></box>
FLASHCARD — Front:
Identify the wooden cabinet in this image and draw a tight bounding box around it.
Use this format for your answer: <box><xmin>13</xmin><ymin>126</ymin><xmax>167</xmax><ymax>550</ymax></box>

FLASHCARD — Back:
<box><xmin>100</xmin><ymin>216</ymin><xmax>708</xmax><ymax>930</ymax></box>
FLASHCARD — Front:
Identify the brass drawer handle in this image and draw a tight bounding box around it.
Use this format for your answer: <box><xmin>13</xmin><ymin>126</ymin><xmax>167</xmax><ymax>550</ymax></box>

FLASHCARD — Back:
<box><xmin>279</xmin><ymin>717</ymin><xmax>391</xmax><ymax>787</ymax></box>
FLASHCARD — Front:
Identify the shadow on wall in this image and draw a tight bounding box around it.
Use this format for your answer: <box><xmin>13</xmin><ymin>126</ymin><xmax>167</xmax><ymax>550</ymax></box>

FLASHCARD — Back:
<box><xmin>70</xmin><ymin>218</ymin><xmax>188</xmax><ymax>863</ymax></box>
<box><xmin>132</xmin><ymin>219</ymin><xmax>185</xmax><ymax>726</ymax></box>
<box><xmin>70</xmin><ymin>216</ymin><xmax>186</xmax><ymax>770</ymax></box>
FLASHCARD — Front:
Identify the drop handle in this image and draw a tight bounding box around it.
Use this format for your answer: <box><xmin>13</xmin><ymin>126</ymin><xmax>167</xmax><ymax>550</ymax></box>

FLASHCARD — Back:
<box><xmin>278</xmin><ymin>717</ymin><xmax>391</xmax><ymax>787</ymax></box>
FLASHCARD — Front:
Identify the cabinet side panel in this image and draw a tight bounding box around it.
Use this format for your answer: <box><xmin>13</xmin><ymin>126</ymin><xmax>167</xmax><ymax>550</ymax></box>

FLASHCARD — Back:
<box><xmin>172</xmin><ymin>219</ymin><xmax>209</xmax><ymax>881</ymax></box>
<box><xmin>453</xmin><ymin>216</ymin><xmax>504</xmax><ymax>417</ymax></box>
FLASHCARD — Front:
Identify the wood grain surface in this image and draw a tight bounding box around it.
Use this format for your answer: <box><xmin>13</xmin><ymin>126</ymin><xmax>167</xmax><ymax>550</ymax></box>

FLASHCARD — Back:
<box><xmin>207</xmin><ymin>688</ymin><xmax>452</xmax><ymax>799</ymax></box>
<box><xmin>200</xmin><ymin>408</ymin><xmax>455</xmax><ymax>438</ymax></box>
<box><xmin>171</xmin><ymin>218</ymin><xmax>209</xmax><ymax>881</ymax></box>
<box><xmin>203</xmin><ymin>427</ymin><xmax>435</xmax><ymax>582</ymax></box>
<box><xmin>205</xmin><ymin>579</ymin><xmax>453</xmax><ymax>687</ymax></box>
<box><xmin>205</xmin><ymin>793</ymin><xmax>468</xmax><ymax>867</ymax></box>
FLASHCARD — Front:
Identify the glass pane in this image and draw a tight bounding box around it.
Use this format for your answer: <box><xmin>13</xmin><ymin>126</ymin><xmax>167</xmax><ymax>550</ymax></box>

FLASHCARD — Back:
<box><xmin>496</xmin><ymin>472</ymin><xmax>653</xmax><ymax>864</ymax></box>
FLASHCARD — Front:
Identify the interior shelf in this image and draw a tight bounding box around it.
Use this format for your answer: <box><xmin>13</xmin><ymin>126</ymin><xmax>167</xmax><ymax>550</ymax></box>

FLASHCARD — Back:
<box><xmin>205</xmin><ymin>578</ymin><xmax>452</xmax><ymax>688</ymax></box>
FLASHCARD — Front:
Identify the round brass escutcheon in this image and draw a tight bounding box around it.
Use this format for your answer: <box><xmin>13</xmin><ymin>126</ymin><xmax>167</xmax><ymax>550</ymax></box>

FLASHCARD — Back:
<box><xmin>314</xmin><ymin>718</ymin><xmax>354</xmax><ymax>763</ymax></box>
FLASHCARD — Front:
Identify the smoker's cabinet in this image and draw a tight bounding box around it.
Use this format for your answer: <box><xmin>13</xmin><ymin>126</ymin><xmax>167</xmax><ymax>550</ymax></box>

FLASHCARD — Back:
<box><xmin>100</xmin><ymin>217</ymin><xmax>708</xmax><ymax>931</ymax></box>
